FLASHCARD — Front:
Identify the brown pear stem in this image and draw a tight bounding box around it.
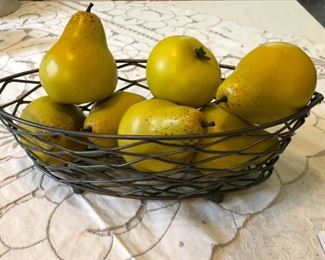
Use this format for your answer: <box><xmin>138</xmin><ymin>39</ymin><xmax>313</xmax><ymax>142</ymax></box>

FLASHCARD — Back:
<box><xmin>214</xmin><ymin>96</ymin><xmax>228</xmax><ymax>105</ymax></box>
<box><xmin>202</xmin><ymin>121</ymin><xmax>215</xmax><ymax>128</ymax></box>
<box><xmin>83</xmin><ymin>126</ymin><xmax>93</xmax><ymax>133</ymax></box>
<box><xmin>86</xmin><ymin>2</ymin><xmax>94</xmax><ymax>12</ymax></box>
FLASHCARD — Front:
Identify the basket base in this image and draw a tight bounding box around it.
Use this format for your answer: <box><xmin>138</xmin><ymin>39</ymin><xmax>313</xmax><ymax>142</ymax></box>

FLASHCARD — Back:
<box><xmin>68</xmin><ymin>185</ymin><xmax>226</xmax><ymax>202</ymax></box>
<box><xmin>69</xmin><ymin>185</ymin><xmax>225</xmax><ymax>202</ymax></box>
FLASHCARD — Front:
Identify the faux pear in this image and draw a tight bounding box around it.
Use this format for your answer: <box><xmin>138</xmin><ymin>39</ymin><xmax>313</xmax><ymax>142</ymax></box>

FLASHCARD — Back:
<box><xmin>146</xmin><ymin>35</ymin><xmax>221</xmax><ymax>108</ymax></box>
<box><xmin>39</xmin><ymin>3</ymin><xmax>117</xmax><ymax>104</ymax></box>
<box><xmin>19</xmin><ymin>96</ymin><xmax>86</xmax><ymax>166</ymax></box>
<box><xmin>193</xmin><ymin>105</ymin><xmax>279</xmax><ymax>170</ymax></box>
<box><xmin>117</xmin><ymin>99</ymin><xmax>208</xmax><ymax>173</ymax></box>
<box><xmin>84</xmin><ymin>91</ymin><xmax>146</xmax><ymax>147</ymax></box>
<box><xmin>216</xmin><ymin>42</ymin><xmax>317</xmax><ymax>124</ymax></box>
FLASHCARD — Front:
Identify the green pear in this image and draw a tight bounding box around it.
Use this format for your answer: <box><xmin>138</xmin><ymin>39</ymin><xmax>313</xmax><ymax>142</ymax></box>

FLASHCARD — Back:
<box><xmin>84</xmin><ymin>91</ymin><xmax>146</xmax><ymax>147</ymax></box>
<box><xmin>39</xmin><ymin>3</ymin><xmax>117</xmax><ymax>104</ymax></box>
<box><xmin>19</xmin><ymin>96</ymin><xmax>86</xmax><ymax>166</ymax></box>
<box><xmin>193</xmin><ymin>105</ymin><xmax>279</xmax><ymax>171</ymax></box>
<box><xmin>216</xmin><ymin>42</ymin><xmax>317</xmax><ymax>124</ymax></box>
<box><xmin>117</xmin><ymin>99</ymin><xmax>208</xmax><ymax>173</ymax></box>
<box><xmin>146</xmin><ymin>35</ymin><xmax>221</xmax><ymax>108</ymax></box>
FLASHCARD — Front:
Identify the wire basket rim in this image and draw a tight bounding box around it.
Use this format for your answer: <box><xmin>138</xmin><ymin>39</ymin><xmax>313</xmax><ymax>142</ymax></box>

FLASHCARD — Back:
<box><xmin>0</xmin><ymin>60</ymin><xmax>323</xmax><ymax>140</ymax></box>
<box><xmin>0</xmin><ymin>92</ymin><xmax>322</xmax><ymax>140</ymax></box>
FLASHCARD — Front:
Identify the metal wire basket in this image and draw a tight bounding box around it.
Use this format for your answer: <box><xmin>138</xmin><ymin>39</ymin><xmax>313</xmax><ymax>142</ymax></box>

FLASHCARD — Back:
<box><xmin>0</xmin><ymin>59</ymin><xmax>323</xmax><ymax>201</ymax></box>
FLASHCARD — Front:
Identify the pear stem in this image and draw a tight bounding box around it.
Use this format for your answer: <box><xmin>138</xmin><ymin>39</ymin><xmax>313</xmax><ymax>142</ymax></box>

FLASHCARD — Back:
<box><xmin>195</xmin><ymin>46</ymin><xmax>211</xmax><ymax>61</ymax></box>
<box><xmin>83</xmin><ymin>126</ymin><xmax>93</xmax><ymax>133</ymax></box>
<box><xmin>86</xmin><ymin>2</ymin><xmax>94</xmax><ymax>13</ymax></box>
<box><xmin>202</xmin><ymin>121</ymin><xmax>215</xmax><ymax>128</ymax></box>
<box><xmin>214</xmin><ymin>96</ymin><xmax>228</xmax><ymax>105</ymax></box>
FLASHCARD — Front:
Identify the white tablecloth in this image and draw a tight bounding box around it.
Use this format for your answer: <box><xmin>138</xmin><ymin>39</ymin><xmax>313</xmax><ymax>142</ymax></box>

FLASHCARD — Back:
<box><xmin>0</xmin><ymin>1</ymin><xmax>325</xmax><ymax>259</ymax></box>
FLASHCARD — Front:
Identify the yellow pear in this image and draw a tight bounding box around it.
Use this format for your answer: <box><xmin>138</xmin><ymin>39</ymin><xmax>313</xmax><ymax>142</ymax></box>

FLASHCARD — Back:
<box><xmin>216</xmin><ymin>42</ymin><xmax>317</xmax><ymax>124</ymax></box>
<box><xmin>84</xmin><ymin>91</ymin><xmax>146</xmax><ymax>147</ymax></box>
<box><xmin>19</xmin><ymin>96</ymin><xmax>86</xmax><ymax>166</ymax></box>
<box><xmin>146</xmin><ymin>35</ymin><xmax>221</xmax><ymax>108</ymax></box>
<box><xmin>193</xmin><ymin>105</ymin><xmax>279</xmax><ymax>170</ymax></box>
<box><xmin>117</xmin><ymin>99</ymin><xmax>208</xmax><ymax>173</ymax></box>
<box><xmin>39</xmin><ymin>3</ymin><xmax>117</xmax><ymax>104</ymax></box>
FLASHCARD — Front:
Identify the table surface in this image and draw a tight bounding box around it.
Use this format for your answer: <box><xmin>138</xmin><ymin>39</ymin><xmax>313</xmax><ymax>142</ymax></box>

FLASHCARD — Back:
<box><xmin>173</xmin><ymin>0</ymin><xmax>325</xmax><ymax>45</ymax></box>
<box><xmin>0</xmin><ymin>1</ymin><xmax>325</xmax><ymax>260</ymax></box>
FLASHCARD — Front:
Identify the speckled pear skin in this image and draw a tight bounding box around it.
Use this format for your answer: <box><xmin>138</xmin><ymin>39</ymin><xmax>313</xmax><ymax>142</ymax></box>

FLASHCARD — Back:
<box><xmin>193</xmin><ymin>104</ymin><xmax>279</xmax><ymax>170</ymax></box>
<box><xmin>216</xmin><ymin>42</ymin><xmax>317</xmax><ymax>124</ymax></box>
<box><xmin>19</xmin><ymin>96</ymin><xmax>86</xmax><ymax>165</ymax></box>
<box><xmin>84</xmin><ymin>91</ymin><xmax>146</xmax><ymax>147</ymax></box>
<box><xmin>118</xmin><ymin>99</ymin><xmax>208</xmax><ymax>173</ymax></box>
<box><xmin>39</xmin><ymin>3</ymin><xmax>117</xmax><ymax>104</ymax></box>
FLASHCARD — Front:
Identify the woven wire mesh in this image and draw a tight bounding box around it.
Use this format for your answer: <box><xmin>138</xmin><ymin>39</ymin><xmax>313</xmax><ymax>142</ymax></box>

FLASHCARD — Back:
<box><xmin>0</xmin><ymin>59</ymin><xmax>323</xmax><ymax>201</ymax></box>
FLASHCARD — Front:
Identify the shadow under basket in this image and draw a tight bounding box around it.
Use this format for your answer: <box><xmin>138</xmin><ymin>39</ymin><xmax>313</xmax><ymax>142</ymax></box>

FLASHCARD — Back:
<box><xmin>0</xmin><ymin>59</ymin><xmax>323</xmax><ymax>202</ymax></box>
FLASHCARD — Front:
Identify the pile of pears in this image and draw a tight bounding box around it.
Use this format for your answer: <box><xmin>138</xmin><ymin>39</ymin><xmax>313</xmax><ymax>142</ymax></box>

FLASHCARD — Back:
<box><xmin>19</xmin><ymin>3</ymin><xmax>317</xmax><ymax>173</ymax></box>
